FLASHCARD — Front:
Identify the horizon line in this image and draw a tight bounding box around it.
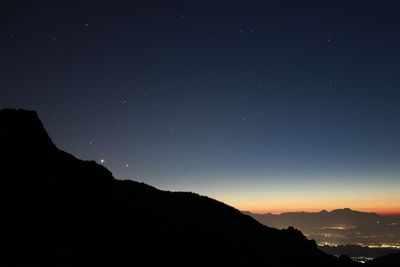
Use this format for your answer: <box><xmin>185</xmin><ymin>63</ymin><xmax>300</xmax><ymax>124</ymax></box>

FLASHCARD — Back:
<box><xmin>243</xmin><ymin>208</ymin><xmax>400</xmax><ymax>216</ymax></box>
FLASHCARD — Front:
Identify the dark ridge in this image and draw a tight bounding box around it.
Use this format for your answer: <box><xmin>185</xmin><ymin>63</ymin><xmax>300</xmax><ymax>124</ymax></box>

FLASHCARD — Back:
<box><xmin>1</xmin><ymin>108</ymin><xmax>363</xmax><ymax>266</ymax></box>
<box><xmin>1</xmin><ymin>109</ymin><xmax>56</xmax><ymax>151</ymax></box>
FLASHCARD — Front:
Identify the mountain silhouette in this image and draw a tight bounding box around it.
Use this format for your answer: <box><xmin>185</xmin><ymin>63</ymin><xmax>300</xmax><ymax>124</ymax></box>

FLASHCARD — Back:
<box><xmin>244</xmin><ymin>209</ymin><xmax>400</xmax><ymax>250</ymax></box>
<box><xmin>244</xmin><ymin>209</ymin><xmax>384</xmax><ymax>229</ymax></box>
<box><xmin>0</xmin><ymin>108</ymin><xmax>370</xmax><ymax>266</ymax></box>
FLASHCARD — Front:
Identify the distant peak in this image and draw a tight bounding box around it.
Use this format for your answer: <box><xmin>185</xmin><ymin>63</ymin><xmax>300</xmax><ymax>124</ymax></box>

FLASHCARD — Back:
<box><xmin>331</xmin><ymin>208</ymin><xmax>353</xmax><ymax>213</ymax></box>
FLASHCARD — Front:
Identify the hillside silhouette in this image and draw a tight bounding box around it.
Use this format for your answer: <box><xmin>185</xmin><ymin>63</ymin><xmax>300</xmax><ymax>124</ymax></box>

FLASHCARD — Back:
<box><xmin>0</xmin><ymin>108</ymin><xmax>371</xmax><ymax>266</ymax></box>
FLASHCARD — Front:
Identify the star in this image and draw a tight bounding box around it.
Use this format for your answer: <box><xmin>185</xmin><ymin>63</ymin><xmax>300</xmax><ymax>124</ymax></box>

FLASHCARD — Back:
<box><xmin>100</xmin><ymin>159</ymin><xmax>105</xmax><ymax>164</ymax></box>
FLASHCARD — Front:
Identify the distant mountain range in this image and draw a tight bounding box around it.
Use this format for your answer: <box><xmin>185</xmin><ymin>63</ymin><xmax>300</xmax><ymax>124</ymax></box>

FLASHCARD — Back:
<box><xmin>244</xmin><ymin>209</ymin><xmax>400</xmax><ymax>247</ymax></box>
<box><xmin>0</xmin><ymin>108</ymin><xmax>397</xmax><ymax>266</ymax></box>
<box><xmin>244</xmin><ymin>209</ymin><xmax>400</xmax><ymax>262</ymax></box>
<box><xmin>244</xmin><ymin>208</ymin><xmax>397</xmax><ymax>230</ymax></box>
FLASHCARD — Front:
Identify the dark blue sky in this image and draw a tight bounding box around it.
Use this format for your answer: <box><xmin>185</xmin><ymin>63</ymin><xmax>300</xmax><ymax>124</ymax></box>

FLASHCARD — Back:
<box><xmin>1</xmin><ymin>1</ymin><xmax>400</xmax><ymax>213</ymax></box>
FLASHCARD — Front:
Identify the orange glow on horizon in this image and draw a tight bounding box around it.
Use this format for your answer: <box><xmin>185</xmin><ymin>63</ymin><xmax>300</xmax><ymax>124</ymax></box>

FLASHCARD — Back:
<box><xmin>222</xmin><ymin>198</ymin><xmax>400</xmax><ymax>216</ymax></box>
<box><xmin>184</xmin><ymin>179</ymin><xmax>400</xmax><ymax>217</ymax></box>
<box><xmin>373</xmin><ymin>209</ymin><xmax>400</xmax><ymax>216</ymax></box>
<box><xmin>243</xmin><ymin>207</ymin><xmax>400</xmax><ymax>216</ymax></box>
<box><xmin>216</xmin><ymin>195</ymin><xmax>400</xmax><ymax>216</ymax></box>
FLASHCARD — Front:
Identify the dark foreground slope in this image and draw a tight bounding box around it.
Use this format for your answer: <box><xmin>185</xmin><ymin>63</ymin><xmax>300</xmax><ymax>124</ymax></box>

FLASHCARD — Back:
<box><xmin>0</xmin><ymin>109</ymin><xmax>359</xmax><ymax>267</ymax></box>
<box><xmin>366</xmin><ymin>253</ymin><xmax>400</xmax><ymax>267</ymax></box>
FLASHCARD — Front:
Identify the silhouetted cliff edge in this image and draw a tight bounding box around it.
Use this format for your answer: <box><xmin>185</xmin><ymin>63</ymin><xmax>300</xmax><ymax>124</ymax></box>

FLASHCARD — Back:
<box><xmin>1</xmin><ymin>108</ymin><xmax>362</xmax><ymax>266</ymax></box>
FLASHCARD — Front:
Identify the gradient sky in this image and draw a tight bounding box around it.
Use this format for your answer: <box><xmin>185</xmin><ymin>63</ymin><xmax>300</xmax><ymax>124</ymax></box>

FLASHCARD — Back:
<box><xmin>1</xmin><ymin>1</ymin><xmax>400</xmax><ymax>214</ymax></box>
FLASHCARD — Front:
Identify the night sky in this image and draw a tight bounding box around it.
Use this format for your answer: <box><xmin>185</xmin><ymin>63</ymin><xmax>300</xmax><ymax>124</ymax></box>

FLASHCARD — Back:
<box><xmin>2</xmin><ymin>1</ymin><xmax>400</xmax><ymax>214</ymax></box>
